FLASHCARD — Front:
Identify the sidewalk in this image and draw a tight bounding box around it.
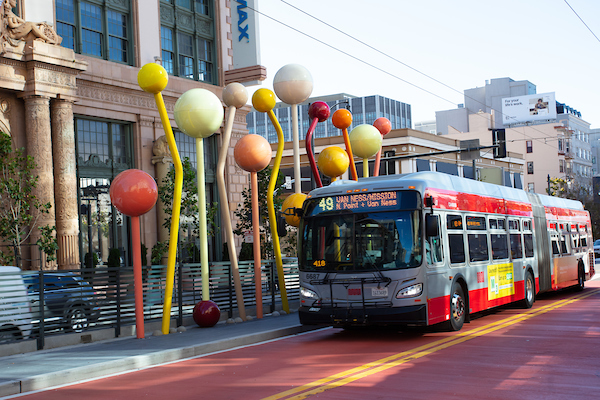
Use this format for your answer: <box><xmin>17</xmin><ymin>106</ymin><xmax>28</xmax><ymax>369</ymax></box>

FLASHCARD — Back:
<box><xmin>0</xmin><ymin>311</ymin><xmax>319</xmax><ymax>398</ymax></box>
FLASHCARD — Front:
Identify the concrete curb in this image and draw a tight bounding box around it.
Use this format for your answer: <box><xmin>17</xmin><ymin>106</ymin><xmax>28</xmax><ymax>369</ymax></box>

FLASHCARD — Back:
<box><xmin>0</xmin><ymin>323</ymin><xmax>320</xmax><ymax>397</ymax></box>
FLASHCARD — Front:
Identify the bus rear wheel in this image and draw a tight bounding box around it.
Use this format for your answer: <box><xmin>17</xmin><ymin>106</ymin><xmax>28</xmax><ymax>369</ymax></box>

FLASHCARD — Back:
<box><xmin>523</xmin><ymin>271</ymin><xmax>535</xmax><ymax>309</ymax></box>
<box><xmin>576</xmin><ymin>261</ymin><xmax>585</xmax><ymax>292</ymax></box>
<box><xmin>447</xmin><ymin>282</ymin><xmax>465</xmax><ymax>331</ymax></box>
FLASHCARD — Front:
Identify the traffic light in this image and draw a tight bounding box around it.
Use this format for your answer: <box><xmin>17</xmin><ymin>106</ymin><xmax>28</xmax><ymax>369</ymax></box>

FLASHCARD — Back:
<box><xmin>492</xmin><ymin>129</ymin><xmax>506</xmax><ymax>159</ymax></box>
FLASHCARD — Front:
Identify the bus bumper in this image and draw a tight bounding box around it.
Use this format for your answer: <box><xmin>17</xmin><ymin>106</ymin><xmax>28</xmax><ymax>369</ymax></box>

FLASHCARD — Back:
<box><xmin>299</xmin><ymin>304</ymin><xmax>428</xmax><ymax>327</ymax></box>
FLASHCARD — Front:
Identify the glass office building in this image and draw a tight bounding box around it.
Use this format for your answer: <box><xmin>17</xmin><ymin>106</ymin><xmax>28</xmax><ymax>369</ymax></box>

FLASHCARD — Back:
<box><xmin>247</xmin><ymin>94</ymin><xmax>412</xmax><ymax>143</ymax></box>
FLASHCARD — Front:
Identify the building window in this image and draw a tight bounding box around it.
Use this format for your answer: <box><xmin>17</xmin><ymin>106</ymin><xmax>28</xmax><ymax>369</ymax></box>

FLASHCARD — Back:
<box><xmin>527</xmin><ymin>162</ymin><xmax>534</xmax><ymax>174</ymax></box>
<box><xmin>527</xmin><ymin>183</ymin><xmax>534</xmax><ymax>193</ymax></box>
<box><xmin>160</xmin><ymin>0</ymin><xmax>216</xmax><ymax>84</ymax></box>
<box><xmin>56</xmin><ymin>0</ymin><xmax>132</xmax><ymax>64</ymax></box>
<box><xmin>76</xmin><ymin>118</ymin><xmax>133</xmax><ymax>267</ymax></box>
<box><xmin>526</xmin><ymin>140</ymin><xmax>532</xmax><ymax>153</ymax></box>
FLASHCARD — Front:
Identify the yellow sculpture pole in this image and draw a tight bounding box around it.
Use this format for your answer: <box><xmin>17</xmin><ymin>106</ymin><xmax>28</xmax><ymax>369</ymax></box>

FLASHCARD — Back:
<box><xmin>218</xmin><ymin>83</ymin><xmax>249</xmax><ymax>320</ymax></box>
<box><xmin>137</xmin><ymin>63</ymin><xmax>183</xmax><ymax>335</ymax></box>
<box><xmin>196</xmin><ymin>137</ymin><xmax>210</xmax><ymax>301</ymax></box>
<box><xmin>252</xmin><ymin>88</ymin><xmax>289</xmax><ymax>313</ymax></box>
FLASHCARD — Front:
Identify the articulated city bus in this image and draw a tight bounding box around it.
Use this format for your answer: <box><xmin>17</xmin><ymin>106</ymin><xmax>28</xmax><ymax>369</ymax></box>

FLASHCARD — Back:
<box><xmin>297</xmin><ymin>171</ymin><xmax>594</xmax><ymax>331</ymax></box>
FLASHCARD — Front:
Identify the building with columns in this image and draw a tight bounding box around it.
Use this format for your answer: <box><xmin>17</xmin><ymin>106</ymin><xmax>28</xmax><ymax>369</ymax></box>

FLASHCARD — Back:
<box><xmin>0</xmin><ymin>0</ymin><xmax>260</xmax><ymax>269</ymax></box>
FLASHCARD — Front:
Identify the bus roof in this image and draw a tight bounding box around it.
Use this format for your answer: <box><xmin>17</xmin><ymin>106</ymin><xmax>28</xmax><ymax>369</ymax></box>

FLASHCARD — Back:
<box><xmin>307</xmin><ymin>171</ymin><xmax>584</xmax><ymax>212</ymax></box>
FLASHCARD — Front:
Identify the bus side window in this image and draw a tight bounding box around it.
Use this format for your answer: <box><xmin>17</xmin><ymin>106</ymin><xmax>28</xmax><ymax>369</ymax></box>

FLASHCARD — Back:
<box><xmin>510</xmin><ymin>233</ymin><xmax>523</xmax><ymax>259</ymax></box>
<box><xmin>468</xmin><ymin>233</ymin><xmax>489</xmax><ymax>262</ymax></box>
<box><xmin>426</xmin><ymin>216</ymin><xmax>443</xmax><ymax>265</ymax></box>
<box><xmin>551</xmin><ymin>237</ymin><xmax>560</xmax><ymax>256</ymax></box>
<box><xmin>448</xmin><ymin>234</ymin><xmax>465</xmax><ymax>264</ymax></box>
<box><xmin>560</xmin><ymin>235</ymin><xmax>569</xmax><ymax>255</ymax></box>
<box><xmin>523</xmin><ymin>234</ymin><xmax>534</xmax><ymax>258</ymax></box>
<box><xmin>491</xmin><ymin>233</ymin><xmax>509</xmax><ymax>260</ymax></box>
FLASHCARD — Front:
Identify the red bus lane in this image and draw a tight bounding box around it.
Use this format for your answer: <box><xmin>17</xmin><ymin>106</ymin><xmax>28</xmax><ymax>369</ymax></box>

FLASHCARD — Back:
<box><xmin>16</xmin><ymin>280</ymin><xmax>600</xmax><ymax>400</ymax></box>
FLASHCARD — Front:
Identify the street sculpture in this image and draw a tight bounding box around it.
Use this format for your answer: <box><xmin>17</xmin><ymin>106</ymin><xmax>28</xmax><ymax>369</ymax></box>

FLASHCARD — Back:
<box><xmin>317</xmin><ymin>146</ymin><xmax>350</xmax><ymax>183</ymax></box>
<box><xmin>109</xmin><ymin>169</ymin><xmax>158</xmax><ymax>339</ymax></box>
<box><xmin>349</xmin><ymin>124</ymin><xmax>383</xmax><ymax>178</ymax></box>
<box><xmin>305</xmin><ymin>101</ymin><xmax>331</xmax><ymax>188</ymax></box>
<box><xmin>234</xmin><ymin>133</ymin><xmax>272</xmax><ymax>318</ymax></box>
<box><xmin>137</xmin><ymin>63</ymin><xmax>183</xmax><ymax>335</ymax></box>
<box><xmin>219</xmin><ymin>82</ymin><xmax>250</xmax><ymax>321</ymax></box>
<box><xmin>273</xmin><ymin>64</ymin><xmax>313</xmax><ymax>193</ymax></box>
<box><xmin>332</xmin><ymin>109</ymin><xmax>358</xmax><ymax>181</ymax></box>
<box><xmin>373</xmin><ymin>117</ymin><xmax>392</xmax><ymax>177</ymax></box>
<box><xmin>173</xmin><ymin>89</ymin><xmax>226</xmax><ymax>322</ymax></box>
<box><xmin>251</xmin><ymin>88</ymin><xmax>289</xmax><ymax>314</ymax></box>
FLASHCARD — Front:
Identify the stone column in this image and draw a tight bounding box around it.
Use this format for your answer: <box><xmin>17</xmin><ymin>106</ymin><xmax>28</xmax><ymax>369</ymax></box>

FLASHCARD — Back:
<box><xmin>24</xmin><ymin>95</ymin><xmax>56</xmax><ymax>270</ymax></box>
<box><xmin>51</xmin><ymin>98</ymin><xmax>80</xmax><ymax>269</ymax></box>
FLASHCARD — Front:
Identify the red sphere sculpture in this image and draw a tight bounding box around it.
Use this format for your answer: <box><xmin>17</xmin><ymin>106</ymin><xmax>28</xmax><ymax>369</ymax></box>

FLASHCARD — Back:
<box><xmin>373</xmin><ymin>117</ymin><xmax>392</xmax><ymax>136</ymax></box>
<box><xmin>308</xmin><ymin>101</ymin><xmax>330</xmax><ymax>122</ymax></box>
<box><xmin>109</xmin><ymin>169</ymin><xmax>158</xmax><ymax>217</ymax></box>
<box><xmin>193</xmin><ymin>300</ymin><xmax>221</xmax><ymax>328</ymax></box>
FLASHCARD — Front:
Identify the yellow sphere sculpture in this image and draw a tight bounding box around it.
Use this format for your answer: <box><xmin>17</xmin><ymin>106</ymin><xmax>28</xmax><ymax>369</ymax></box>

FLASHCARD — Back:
<box><xmin>349</xmin><ymin>124</ymin><xmax>383</xmax><ymax>159</ymax></box>
<box><xmin>281</xmin><ymin>193</ymin><xmax>307</xmax><ymax>227</ymax></box>
<box><xmin>252</xmin><ymin>88</ymin><xmax>277</xmax><ymax>113</ymax></box>
<box><xmin>317</xmin><ymin>146</ymin><xmax>350</xmax><ymax>179</ymax></box>
<box><xmin>174</xmin><ymin>89</ymin><xmax>224</xmax><ymax>139</ymax></box>
<box><xmin>138</xmin><ymin>63</ymin><xmax>168</xmax><ymax>94</ymax></box>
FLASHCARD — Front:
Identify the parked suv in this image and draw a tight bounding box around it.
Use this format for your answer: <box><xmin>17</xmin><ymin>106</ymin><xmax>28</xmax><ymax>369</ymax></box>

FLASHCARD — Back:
<box><xmin>594</xmin><ymin>239</ymin><xmax>600</xmax><ymax>263</ymax></box>
<box><xmin>0</xmin><ymin>266</ymin><xmax>34</xmax><ymax>342</ymax></box>
<box><xmin>24</xmin><ymin>273</ymin><xmax>100</xmax><ymax>333</ymax></box>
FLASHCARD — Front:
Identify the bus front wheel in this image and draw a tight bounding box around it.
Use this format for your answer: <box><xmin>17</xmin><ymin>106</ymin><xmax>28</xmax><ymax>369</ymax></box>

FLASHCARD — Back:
<box><xmin>447</xmin><ymin>282</ymin><xmax>466</xmax><ymax>331</ymax></box>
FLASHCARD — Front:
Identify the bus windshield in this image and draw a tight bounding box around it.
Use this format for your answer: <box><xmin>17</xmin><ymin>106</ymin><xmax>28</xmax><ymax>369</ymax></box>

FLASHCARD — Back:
<box><xmin>300</xmin><ymin>210</ymin><xmax>422</xmax><ymax>272</ymax></box>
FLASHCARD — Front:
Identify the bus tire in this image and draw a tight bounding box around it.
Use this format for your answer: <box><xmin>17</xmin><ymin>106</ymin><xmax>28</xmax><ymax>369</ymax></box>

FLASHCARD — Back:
<box><xmin>576</xmin><ymin>261</ymin><xmax>585</xmax><ymax>292</ymax></box>
<box><xmin>447</xmin><ymin>281</ymin><xmax>466</xmax><ymax>331</ymax></box>
<box><xmin>523</xmin><ymin>270</ymin><xmax>535</xmax><ymax>309</ymax></box>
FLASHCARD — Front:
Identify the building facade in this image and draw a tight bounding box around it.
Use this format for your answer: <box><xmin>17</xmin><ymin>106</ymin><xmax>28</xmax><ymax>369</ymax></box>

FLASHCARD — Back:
<box><xmin>0</xmin><ymin>0</ymin><xmax>257</xmax><ymax>270</ymax></box>
<box><xmin>435</xmin><ymin>77</ymin><xmax>593</xmax><ymax>196</ymax></box>
<box><xmin>274</xmin><ymin>127</ymin><xmax>524</xmax><ymax>196</ymax></box>
<box><xmin>247</xmin><ymin>93</ymin><xmax>412</xmax><ymax>143</ymax></box>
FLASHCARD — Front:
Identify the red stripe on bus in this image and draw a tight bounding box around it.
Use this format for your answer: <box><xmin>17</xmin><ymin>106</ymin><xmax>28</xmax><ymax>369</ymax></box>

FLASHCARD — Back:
<box><xmin>427</xmin><ymin>278</ymin><xmax>533</xmax><ymax>325</ymax></box>
<box><xmin>424</xmin><ymin>188</ymin><xmax>533</xmax><ymax>217</ymax></box>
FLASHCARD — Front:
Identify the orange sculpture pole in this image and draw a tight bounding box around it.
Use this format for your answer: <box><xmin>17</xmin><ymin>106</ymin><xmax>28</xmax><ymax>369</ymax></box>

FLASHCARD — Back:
<box><xmin>234</xmin><ymin>134</ymin><xmax>272</xmax><ymax>319</ymax></box>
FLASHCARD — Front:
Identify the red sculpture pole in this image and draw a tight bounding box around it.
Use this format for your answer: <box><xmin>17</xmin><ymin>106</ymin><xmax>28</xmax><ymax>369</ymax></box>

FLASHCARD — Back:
<box><xmin>109</xmin><ymin>169</ymin><xmax>158</xmax><ymax>339</ymax></box>
<box><xmin>130</xmin><ymin>216</ymin><xmax>144</xmax><ymax>338</ymax></box>
<box><xmin>305</xmin><ymin>101</ymin><xmax>330</xmax><ymax>188</ymax></box>
<box><xmin>373</xmin><ymin>117</ymin><xmax>392</xmax><ymax>177</ymax></box>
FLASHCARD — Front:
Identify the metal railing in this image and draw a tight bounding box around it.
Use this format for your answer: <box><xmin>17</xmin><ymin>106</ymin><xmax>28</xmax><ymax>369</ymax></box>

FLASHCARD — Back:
<box><xmin>0</xmin><ymin>258</ymin><xmax>299</xmax><ymax>350</ymax></box>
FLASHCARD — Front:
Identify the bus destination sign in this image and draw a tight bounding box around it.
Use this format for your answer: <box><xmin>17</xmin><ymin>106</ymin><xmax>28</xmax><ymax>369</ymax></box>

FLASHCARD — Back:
<box><xmin>310</xmin><ymin>191</ymin><xmax>399</xmax><ymax>215</ymax></box>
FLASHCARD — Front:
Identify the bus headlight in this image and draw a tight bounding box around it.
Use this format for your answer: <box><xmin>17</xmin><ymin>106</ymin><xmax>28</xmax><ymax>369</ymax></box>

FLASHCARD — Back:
<box><xmin>300</xmin><ymin>286</ymin><xmax>319</xmax><ymax>300</ymax></box>
<box><xmin>396</xmin><ymin>283</ymin><xmax>423</xmax><ymax>299</ymax></box>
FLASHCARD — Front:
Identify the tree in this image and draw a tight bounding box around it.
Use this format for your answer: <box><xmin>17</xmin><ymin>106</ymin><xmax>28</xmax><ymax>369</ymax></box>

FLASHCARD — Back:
<box><xmin>233</xmin><ymin>166</ymin><xmax>285</xmax><ymax>259</ymax></box>
<box><xmin>153</xmin><ymin>157</ymin><xmax>218</xmax><ymax>262</ymax></box>
<box><xmin>0</xmin><ymin>132</ymin><xmax>57</xmax><ymax>266</ymax></box>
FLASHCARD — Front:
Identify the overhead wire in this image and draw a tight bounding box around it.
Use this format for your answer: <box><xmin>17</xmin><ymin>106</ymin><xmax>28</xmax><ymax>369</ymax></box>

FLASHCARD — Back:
<box><xmin>563</xmin><ymin>0</ymin><xmax>600</xmax><ymax>44</ymax></box>
<box><xmin>250</xmin><ymin>1</ymin><xmax>566</xmax><ymax>151</ymax></box>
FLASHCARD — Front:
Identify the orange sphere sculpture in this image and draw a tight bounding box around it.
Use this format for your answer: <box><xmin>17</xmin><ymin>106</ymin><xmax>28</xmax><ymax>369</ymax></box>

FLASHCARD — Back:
<box><xmin>281</xmin><ymin>193</ymin><xmax>307</xmax><ymax>227</ymax></box>
<box><xmin>234</xmin><ymin>134</ymin><xmax>272</xmax><ymax>172</ymax></box>
<box><xmin>317</xmin><ymin>146</ymin><xmax>350</xmax><ymax>178</ymax></box>
<box><xmin>110</xmin><ymin>169</ymin><xmax>158</xmax><ymax>217</ymax></box>
<box><xmin>332</xmin><ymin>109</ymin><xmax>352</xmax><ymax>130</ymax></box>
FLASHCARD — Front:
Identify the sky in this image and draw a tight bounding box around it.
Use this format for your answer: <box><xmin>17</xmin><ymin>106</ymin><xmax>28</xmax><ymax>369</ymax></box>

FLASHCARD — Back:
<box><xmin>245</xmin><ymin>0</ymin><xmax>600</xmax><ymax>128</ymax></box>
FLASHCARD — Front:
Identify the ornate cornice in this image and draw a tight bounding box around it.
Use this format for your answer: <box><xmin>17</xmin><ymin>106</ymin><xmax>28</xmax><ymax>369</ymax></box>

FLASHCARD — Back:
<box><xmin>77</xmin><ymin>81</ymin><xmax>177</xmax><ymax>112</ymax></box>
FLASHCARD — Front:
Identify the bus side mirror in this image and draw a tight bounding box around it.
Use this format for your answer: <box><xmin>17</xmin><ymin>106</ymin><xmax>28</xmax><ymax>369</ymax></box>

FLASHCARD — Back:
<box><xmin>426</xmin><ymin>214</ymin><xmax>439</xmax><ymax>238</ymax></box>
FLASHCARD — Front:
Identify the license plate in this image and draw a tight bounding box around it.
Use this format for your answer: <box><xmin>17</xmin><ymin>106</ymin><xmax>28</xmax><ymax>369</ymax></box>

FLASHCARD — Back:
<box><xmin>372</xmin><ymin>287</ymin><xmax>388</xmax><ymax>297</ymax></box>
